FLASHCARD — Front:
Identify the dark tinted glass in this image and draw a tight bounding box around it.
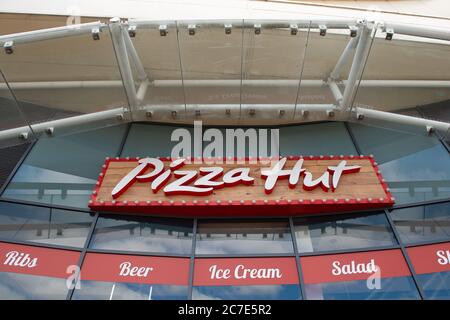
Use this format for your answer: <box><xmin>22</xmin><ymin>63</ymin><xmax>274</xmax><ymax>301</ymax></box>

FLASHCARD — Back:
<box><xmin>0</xmin><ymin>201</ymin><xmax>93</xmax><ymax>247</ymax></box>
<box><xmin>304</xmin><ymin>276</ymin><xmax>420</xmax><ymax>300</ymax></box>
<box><xmin>195</xmin><ymin>219</ymin><xmax>294</xmax><ymax>255</ymax></box>
<box><xmin>2</xmin><ymin>125</ymin><xmax>127</xmax><ymax>209</ymax></box>
<box><xmin>390</xmin><ymin>202</ymin><xmax>450</xmax><ymax>244</ymax></box>
<box><xmin>294</xmin><ymin>212</ymin><xmax>397</xmax><ymax>253</ymax></box>
<box><xmin>90</xmin><ymin>214</ymin><xmax>193</xmax><ymax>255</ymax></box>
<box><xmin>121</xmin><ymin>123</ymin><xmax>193</xmax><ymax>157</ymax></box>
<box><xmin>281</xmin><ymin>122</ymin><xmax>357</xmax><ymax>156</ymax></box>
<box><xmin>349</xmin><ymin>123</ymin><xmax>450</xmax><ymax>205</ymax></box>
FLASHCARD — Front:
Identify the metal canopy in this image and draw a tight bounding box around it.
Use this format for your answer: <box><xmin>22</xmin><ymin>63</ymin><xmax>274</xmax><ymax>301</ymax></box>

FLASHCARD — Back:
<box><xmin>0</xmin><ymin>17</ymin><xmax>449</xmax><ymax>147</ymax></box>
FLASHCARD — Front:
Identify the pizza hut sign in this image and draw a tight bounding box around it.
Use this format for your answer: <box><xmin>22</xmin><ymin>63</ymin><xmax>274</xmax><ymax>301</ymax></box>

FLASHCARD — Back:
<box><xmin>89</xmin><ymin>156</ymin><xmax>394</xmax><ymax>217</ymax></box>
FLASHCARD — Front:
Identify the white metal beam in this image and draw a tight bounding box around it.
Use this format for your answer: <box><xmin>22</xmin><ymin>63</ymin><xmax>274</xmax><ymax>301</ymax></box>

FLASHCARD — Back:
<box><xmin>3</xmin><ymin>79</ymin><xmax>450</xmax><ymax>90</ymax></box>
<box><xmin>122</xmin><ymin>27</ymin><xmax>148</xmax><ymax>82</ymax></box>
<box><xmin>0</xmin><ymin>107</ymin><xmax>127</xmax><ymax>141</ymax></box>
<box><xmin>354</xmin><ymin>107</ymin><xmax>450</xmax><ymax>132</ymax></box>
<box><xmin>0</xmin><ymin>104</ymin><xmax>448</xmax><ymax>141</ymax></box>
<box><xmin>382</xmin><ymin>23</ymin><xmax>450</xmax><ymax>42</ymax></box>
<box><xmin>328</xmin><ymin>81</ymin><xmax>343</xmax><ymax>105</ymax></box>
<box><xmin>340</xmin><ymin>22</ymin><xmax>373</xmax><ymax>109</ymax></box>
<box><xmin>130</xmin><ymin>19</ymin><xmax>358</xmax><ymax>30</ymax></box>
<box><xmin>109</xmin><ymin>17</ymin><xmax>139</xmax><ymax>114</ymax></box>
<box><xmin>329</xmin><ymin>32</ymin><xmax>361</xmax><ymax>81</ymax></box>
<box><xmin>0</xmin><ymin>80</ymin><xmax>124</xmax><ymax>90</ymax></box>
<box><xmin>0</xmin><ymin>19</ymin><xmax>448</xmax><ymax>47</ymax></box>
<box><xmin>0</xmin><ymin>21</ymin><xmax>106</xmax><ymax>45</ymax></box>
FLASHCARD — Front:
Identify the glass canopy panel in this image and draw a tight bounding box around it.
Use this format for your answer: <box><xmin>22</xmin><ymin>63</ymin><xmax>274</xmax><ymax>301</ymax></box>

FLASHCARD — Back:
<box><xmin>295</xmin><ymin>27</ymin><xmax>352</xmax><ymax>121</ymax></box>
<box><xmin>177</xmin><ymin>20</ymin><xmax>243</xmax><ymax>120</ymax></box>
<box><xmin>127</xmin><ymin>21</ymin><xmax>185</xmax><ymax>121</ymax></box>
<box><xmin>0</xmin><ymin>28</ymin><xmax>130</xmax><ymax>138</ymax></box>
<box><xmin>241</xmin><ymin>20</ymin><xmax>309</xmax><ymax>121</ymax></box>
<box><xmin>351</xmin><ymin>23</ymin><xmax>450</xmax><ymax>137</ymax></box>
<box><xmin>0</xmin><ymin>70</ymin><xmax>35</xmax><ymax>148</ymax></box>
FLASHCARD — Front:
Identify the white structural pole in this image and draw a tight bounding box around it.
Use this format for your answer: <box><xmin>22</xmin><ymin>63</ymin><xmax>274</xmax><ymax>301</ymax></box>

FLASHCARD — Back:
<box><xmin>109</xmin><ymin>18</ymin><xmax>139</xmax><ymax>112</ymax></box>
<box><xmin>0</xmin><ymin>21</ymin><xmax>106</xmax><ymax>45</ymax></box>
<box><xmin>130</xmin><ymin>19</ymin><xmax>357</xmax><ymax>30</ymax></box>
<box><xmin>0</xmin><ymin>81</ymin><xmax>124</xmax><ymax>90</ymax></box>
<box><xmin>328</xmin><ymin>81</ymin><xmax>343</xmax><ymax>105</ymax></box>
<box><xmin>136</xmin><ymin>79</ymin><xmax>150</xmax><ymax>103</ymax></box>
<box><xmin>329</xmin><ymin>33</ymin><xmax>361</xmax><ymax>81</ymax></box>
<box><xmin>2</xmin><ymin>79</ymin><xmax>450</xmax><ymax>91</ymax></box>
<box><xmin>343</xmin><ymin>80</ymin><xmax>450</xmax><ymax>88</ymax></box>
<box><xmin>340</xmin><ymin>22</ymin><xmax>373</xmax><ymax>109</ymax></box>
<box><xmin>0</xmin><ymin>19</ymin><xmax>448</xmax><ymax>47</ymax></box>
<box><xmin>0</xmin><ymin>107</ymin><xmax>127</xmax><ymax>141</ymax></box>
<box><xmin>2</xmin><ymin>79</ymin><xmax>450</xmax><ymax>90</ymax></box>
<box><xmin>0</xmin><ymin>104</ymin><xmax>449</xmax><ymax>141</ymax></box>
<box><xmin>355</xmin><ymin>107</ymin><xmax>450</xmax><ymax>132</ymax></box>
<box><xmin>122</xmin><ymin>28</ymin><xmax>148</xmax><ymax>82</ymax></box>
<box><xmin>382</xmin><ymin>23</ymin><xmax>450</xmax><ymax>42</ymax></box>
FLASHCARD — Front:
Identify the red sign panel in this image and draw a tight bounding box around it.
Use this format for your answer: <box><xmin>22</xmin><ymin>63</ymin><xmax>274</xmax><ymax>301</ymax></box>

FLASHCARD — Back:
<box><xmin>407</xmin><ymin>242</ymin><xmax>450</xmax><ymax>275</ymax></box>
<box><xmin>0</xmin><ymin>242</ymin><xmax>80</xmax><ymax>279</ymax></box>
<box><xmin>301</xmin><ymin>249</ymin><xmax>411</xmax><ymax>284</ymax></box>
<box><xmin>193</xmin><ymin>257</ymin><xmax>299</xmax><ymax>286</ymax></box>
<box><xmin>81</xmin><ymin>253</ymin><xmax>190</xmax><ymax>285</ymax></box>
<box><xmin>89</xmin><ymin>156</ymin><xmax>394</xmax><ymax>217</ymax></box>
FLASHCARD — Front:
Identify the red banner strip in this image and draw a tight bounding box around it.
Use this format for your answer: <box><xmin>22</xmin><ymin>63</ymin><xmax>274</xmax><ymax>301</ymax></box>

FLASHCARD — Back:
<box><xmin>193</xmin><ymin>257</ymin><xmax>299</xmax><ymax>286</ymax></box>
<box><xmin>80</xmin><ymin>253</ymin><xmax>190</xmax><ymax>285</ymax></box>
<box><xmin>301</xmin><ymin>249</ymin><xmax>411</xmax><ymax>284</ymax></box>
<box><xmin>0</xmin><ymin>242</ymin><xmax>80</xmax><ymax>279</ymax></box>
<box><xmin>407</xmin><ymin>242</ymin><xmax>450</xmax><ymax>275</ymax></box>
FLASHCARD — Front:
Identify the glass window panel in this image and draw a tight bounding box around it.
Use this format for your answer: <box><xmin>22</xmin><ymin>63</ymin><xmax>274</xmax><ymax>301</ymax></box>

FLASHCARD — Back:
<box><xmin>0</xmin><ymin>202</ymin><xmax>93</xmax><ymax>247</ymax></box>
<box><xmin>2</xmin><ymin>124</ymin><xmax>127</xmax><ymax>208</ymax></box>
<box><xmin>71</xmin><ymin>281</ymin><xmax>187</xmax><ymax>300</ymax></box>
<box><xmin>349</xmin><ymin>122</ymin><xmax>450</xmax><ymax>205</ymax></box>
<box><xmin>46</xmin><ymin>208</ymin><xmax>93</xmax><ymax>247</ymax></box>
<box><xmin>294</xmin><ymin>212</ymin><xmax>397</xmax><ymax>253</ymax></box>
<box><xmin>193</xmin><ymin>284</ymin><xmax>300</xmax><ymax>300</ymax></box>
<box><xmin>304</xmin><ymin>276</ymin><xmax>420</xmax><ymax>300</ymax></box>
<box><xmin>0</xmin><ymin>201</ymin><xmax>49</xmax><ymax>240</ymax></box>
<box><xmin>90</xmin><ymin>214</ymin><xmax>193</xmax><ymax>255</ymax></box>
<box><xmin>416</xmin><ymin>271</ymin><xmax>450</xmax><ymax>300</ymax></box>
<box><xmin>0</xmin><ymin>272</ymin><xmax>69</xmax><ymax>299</ymax></box>
<box><xmin>241</xmin><ymin>20</ymin><xmax>309</xmax><ymax>121</ymax></box>
<box><xmin>280</xmin><ymin>122</ymin><xmax>356</xmax><ymax>156</ymax></box>
<box><xmin>123</xmin><ymin>122</ymin><xmax>357</xmax><ymax>160</ymax></box>
<box><xmin>121</xmin><ymin>123</ymin><xmax>196</xmax><ymax>158</ymax></box>
<box><xmin>195</xmin><ymin>219</ymin><xmax>293</xmax><ymax>255</ymax></box>
<box><xmin>390</xmin><ymin>202</ymin><xmax>450</xmax><ymax>244</ymax></box>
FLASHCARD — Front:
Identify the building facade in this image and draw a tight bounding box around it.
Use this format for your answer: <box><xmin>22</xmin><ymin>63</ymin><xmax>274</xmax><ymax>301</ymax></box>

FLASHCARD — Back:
<box><xmin>0</xmin><ymin>5</ymin><xmax>449</xmax><ymax>300</ymax></box>
<box><xmin>0</xmin><ymin>120</ymin><xmax>449</xmax><ymax>300</ymax></box>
